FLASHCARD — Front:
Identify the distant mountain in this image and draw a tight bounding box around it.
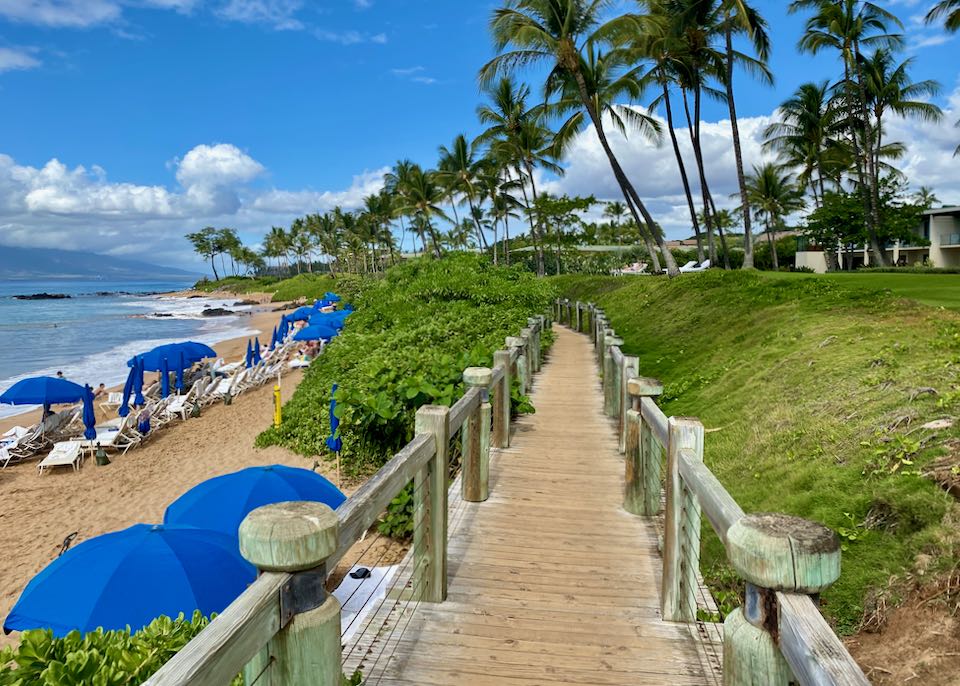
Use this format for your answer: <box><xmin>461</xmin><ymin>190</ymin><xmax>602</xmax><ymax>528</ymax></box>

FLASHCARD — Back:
<box><xmin>0</xmin><ymin>246</ymin><xmax>202</xmax><ymax>280</ymax></box>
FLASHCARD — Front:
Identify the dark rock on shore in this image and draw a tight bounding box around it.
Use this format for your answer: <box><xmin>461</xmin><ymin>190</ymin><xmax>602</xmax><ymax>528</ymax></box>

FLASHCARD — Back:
<box><xmin>202</xmin><ymin>307</ymin><xmax>235</xmax><ymax>317</ymax></box>
<box><xmin>272</xmin><ymin>302</ymin><xmax>299</xmax><ymax>312</ymax></box>
<box><xmin>152</xmin><ymin>313</ymin><xmax>174</xmax><ymax>318</ymax></box>
<box><xmin>188</xmin><ymin>294</ymin><xmax>204</xmax><ymax>299</ymax></box>
<box><xmin>233</xmin><ymin>299</ymin><xmax>260</xmax><ymax>306</ymax></box>
<box><xmin>13</xmin><ymin>293</ymin><xmax>71</xmax><ymax>300</ymax></box>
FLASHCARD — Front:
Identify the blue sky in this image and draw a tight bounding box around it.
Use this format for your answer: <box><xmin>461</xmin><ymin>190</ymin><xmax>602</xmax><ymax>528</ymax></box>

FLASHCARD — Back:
<box><xmin>0</xmin><ymin>0</ymin><xmax>957</xmax><ymax>271</ymax></box>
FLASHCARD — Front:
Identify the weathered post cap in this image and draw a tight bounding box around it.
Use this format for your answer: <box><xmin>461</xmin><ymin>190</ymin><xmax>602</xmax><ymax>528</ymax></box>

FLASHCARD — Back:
<box><xmin>628</xmin><ymin>377</ymin><xmax>663</xmax><ymax>397</ymax></box>
<box><xmin>605</xmin><ymin>334</ymin><xmax>624</xmax><ymax>348</ymax></box>
<box><xmin>506</xmin><ymin>336</ymin><xmax>525</xmax><ymax>349</ymax></box>
<box><xmin>463</xmin><ymin>367</ymin><xmax>493</xmax><ymax>387</ymax></box>
<box><xmin>239</xmin><ymin>501</ymin><xmax>339</xmax><ymax>572</ymax></box>
<box><xmin>520</xmin><ymin>327</ymin><xmax>532</xmax><ymax>339</ymax></box>
<box><xmin>726</xmin><ymin>513</ymin><xmax>841</xmax><ymax>593</ymax></box>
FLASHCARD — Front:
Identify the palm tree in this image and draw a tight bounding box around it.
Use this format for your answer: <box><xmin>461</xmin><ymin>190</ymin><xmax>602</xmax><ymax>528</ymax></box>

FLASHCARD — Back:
<box><xmin>437</xmin><ymin>135</ymin><xmax>490</xmax><ymax>250</ymax></box>
<box><xmin>288</xmin><ymin>218</ymin><xmax>313</xmax><ymax>273</ymax></box>
<box><xmin>480</xmin><ymin>0</ymin><xmax>680</xmax><ymax>276</ymax></box>
<box><xmin>719</xmin><ymin>0</ymin><xmax>772</xmax><ymax>270</ymax></box>
<box><xmin>604</xmin><ymin>200</ymin><xmax>628</xmax><ymax>248</ymax></box>
<box><xmin>743</xmin><ymin>163</ymin><xmax>805</xmax><ymax>271</ymax></box>
<box><xmin>384</xmin><ymin>160</ymin><xmax>422</xmax><ymax>254</ymax></box>
<box><xmin>399</xmin><ymin>165</ymin><xmax>449</xmax><ymax>258</ymax></box>
<box><xmin>544</xmin><ymin>40</ymin><xmax>669</xmax><ymax>272</ymax></box>
<box><xmin>791</xmin><ymin>0</ymin><xmax>903</xmax><ymax>265</ymax></box>
<box><xmin>763</xmin><ymin>81</ymin><xmax>847</xmax><ymax>207</ymax></box>
<box><xmin>926</xmin><ymin>0</ymin><xmax>960</xmax><ymax>31</ymax></box>
<box><xmin>914</xmin><ymin>186</ymin><xmax>939</xmax><ymax>210</ymax></box>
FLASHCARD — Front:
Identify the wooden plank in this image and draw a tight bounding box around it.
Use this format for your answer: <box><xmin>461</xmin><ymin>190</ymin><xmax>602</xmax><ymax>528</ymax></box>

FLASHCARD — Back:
<box><xmin>330</xmin><ymin>433</ymin><xmax>434</xmax><ymax>569</ymax></box>
<box><xmin>145</xmin><ymin>572</ymin><xmax>286</xmax><ymax>686</ymax></box>
<box><xmin>679</xmin><ymin>451</ymin><xmax>745</xmax><ymax>546</ymax></box>
<box><xmin>777</xmin><ymin>592</ymin><xmax>870</xmax><ymax>686</ymax></box>
<box><xmin>640</xmin><ymin>396</ymin><xmax>669</xmax><ymax>447</ymax></box>
<box><xmin>449</xmin><ymin>386</ymin><xmax>481</xmax><ymax>435</ymax></box>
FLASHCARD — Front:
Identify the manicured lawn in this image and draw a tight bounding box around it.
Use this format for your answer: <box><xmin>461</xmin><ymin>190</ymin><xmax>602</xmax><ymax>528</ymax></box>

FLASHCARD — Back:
<box><xmin>759</xmin><ymin>271</ymin><xmax>960</xmax><ymax>310</ymax></box>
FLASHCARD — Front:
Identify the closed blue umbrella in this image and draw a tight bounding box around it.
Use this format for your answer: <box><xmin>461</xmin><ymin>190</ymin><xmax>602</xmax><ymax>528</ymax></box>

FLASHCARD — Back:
<box><xmin>163</xmin><ymin>465</ymin><xmax>346</xmax><ymax>537</ymax></box>
<box><xmin>175</xmin><ymin>351</ymin><xmax>185</xmax><ymax>393</ymax></box>
<box><xmin>118</xmin><ymin>364</ymin><xmax>136</xmax><ymax>417</ymax></box>
<box><xmin>326</xmin><ymin>384</ymin><xmax>342</xmax><ymax>453</ymax></box>
<box><xmin>270</xmin><ymin>326</ymin><xmax>278</xmax><ymax>351</ymax></box>
<box><xmin>293</xmin><ymin>324</ymin><xmax>338</xmax><ymax>342</ymax></box>
<box><xmin>133</xmin><ymin>357</ymin><xmax>145</xmax><ymax>407</ymax></box>
<box><xmin>253</xmin><ymin>338</ymin><xmax>262</xmax><ymax>366</ymax></box>
<box><xmin>82</xmin><ymin>385</ymin><xmax>97</xmax><ymax>440</ymax></box>
<box><xmin>160</xmin><ymin>358</ymin><xmax>170</xmax><ymax>398</ymax></box>
<box><xmin>0</xmin><ymin>377</ymin><xmax>85</xmax><ymax>406</ymax></box>
<box><xmin>245</xmin><ymin>339</ymin><xmax>253</xmax><ymax>369</ymax></box>
<box><xmin>3</xmin><ymin>524</ymin><xmax>255</xmax><ymax>637</ymax></box>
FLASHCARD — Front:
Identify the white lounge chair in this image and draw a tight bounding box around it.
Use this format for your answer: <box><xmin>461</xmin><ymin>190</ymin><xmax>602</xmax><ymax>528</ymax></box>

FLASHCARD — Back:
<box><xmin>162</xmin><ymin>379</ymin><xmax>207</xmax><ymax>422</ymax></box>
<box><xmin>685</xmin><ymin>259</ymin><xmax>711</xmax><ymax>273</ymax></box>
<box><xmin>75</xmin><ymin>414</ymin><xmax>141</xmax><ymax>455</ymax></box>
<box><xmin>5</xmin><ymin>423</ymin><xmax>48</xmax><ymax>464</ymax></box>
<box><xmin>99</xmin><ymin>391</ymin><xmax>124</xmax><ymax>414</ymax></box>
<box><xmin>37</xmin><ymin>442</ymin><xmax>84</xmax><ymax>474</ymax></box>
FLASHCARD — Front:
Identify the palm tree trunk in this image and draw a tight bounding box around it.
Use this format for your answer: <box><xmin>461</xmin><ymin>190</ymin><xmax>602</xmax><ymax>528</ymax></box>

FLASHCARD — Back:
<box><xmin>570</xmin><ymin>68</ymin><xmax>678</xmax><ymax>276</ymax></box>
<box><xmin>766</xmin><ymin>220</ymin><xmax>779</xmax><ymax>271</ymax></box>
<box><xmin>683</xmin><ymin>89</ymin><xmax>718</xmax><ymax>266</ymax></box>
<box><xmin>662</xmin><ymin>77</ymin><xmax>706</xmax><ymax>264</ymax></box>
<box><xmin>851</xmin><ymin>36</ymin><xmax>887</xmax><ymax>266</ymax></box>
<box><xmin>504</xmin><ymin>213</ymin><xmax>511</xmax><ymax>266</ymax></box>
<box><xmin>625</xmin><ymin>194</ymin><xmax>662</xmax><ymax>273</ymax></box>
<box><xmin>524</xmin><ymin>161</ymin><xmax>546</xmax><ymax>277</ymax></box>
<box><xmin>725</xmin><ymin>18</ymin><xmax>756</xmax><ymax>269</ymax></box>
<box><xmin>209</xmin><ymin>255</ymin><xmax>219</xmax><ymax>280</ymax></box>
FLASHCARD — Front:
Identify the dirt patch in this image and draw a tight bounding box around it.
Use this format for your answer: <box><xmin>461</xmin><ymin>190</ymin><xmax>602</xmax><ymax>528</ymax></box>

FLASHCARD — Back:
<box><xmin>924</xmin><ymin>441</ymin><xmax>960</xmax><ymax>500</ymax></box>
<box><xmin>848</xmin><ymin>571</ymin><xmax>960</xmax><ymax>685</ymax></box>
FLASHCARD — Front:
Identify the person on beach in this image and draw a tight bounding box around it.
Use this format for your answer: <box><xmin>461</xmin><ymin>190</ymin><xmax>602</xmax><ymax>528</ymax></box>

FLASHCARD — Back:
<box><xmin>55</xmin><ymin>371</ymin><xmax>64</xmax><ymax>379</ymax></box>
<box><xmin>93</xmin><ymin>383</ymin><xmax>107</xmax><ymax>399</ymax></box>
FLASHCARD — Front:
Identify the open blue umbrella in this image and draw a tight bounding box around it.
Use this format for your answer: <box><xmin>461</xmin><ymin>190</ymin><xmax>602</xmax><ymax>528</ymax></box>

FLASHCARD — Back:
<box><xmin>309</xmin><ymin>311</ymin><xmax>350</xmax><ymax>328</ymax></box>
<box><xmin>0</xmin><ymin>377</ymin><xmax>86</xmax><ymax>407</ymax></box>
<box><xmin>324</xmin><ymin>291</ymin><xmax>341</xmax><ymax>302</ymax></box>
<box><xmin>133</xmin><ymin>357</ymin><xmax>145</xmax><ymax>407</ymax></box>
<box><xmin>175</xmin><ymin>351</ymin><xmax>185</xmax><ymax>393</ymax></box>
<box><xmin>3</xmin><ymin>524</ymin><xmax>255</xmax><ymax>637</ymax></box>
<box><xmin>118</xmin><ymin>364</ymin><xmax>136</xmax><ymax>417</ymax></box>
<box><xmin>253</xmin><ymin>338</ymin><xmax>262</xmax><ymax>366</ymax></box>
<box><xmin>163</xmin><ymin>465</ymin><xmax>346</xmax><ymax>537</ymax></box>
<box><xmin>245</xmin><ymin>339</ymin><xmax>253</xmax><ymax>369</ymax></box>
<box><xmin>326</xmin><ymin>384</ymin><xmax>342</xmax><ymax>453</ymax></box>
<box><xmin>160</xmin><ymin>358</ymin><xmax>170</xmax><ymax>398</ymax></box>
<box><xmin>293</xmin><ymin>324</ymin><xmax>338</xmax><ymax>342</ymax></box>
<box><xmin>288</xmin><ymin>306</ymin><xmax>315</xmax><ymax>322</ymax></box>
<box><xmin>82</xmin><ymin>385</ymin><xmax>97</xmax><ymax>440</ymax></box>
<box><xmin>130</xmin><ymin>342</ymin><xmax>216</xmax><ymax>372</ymax></box>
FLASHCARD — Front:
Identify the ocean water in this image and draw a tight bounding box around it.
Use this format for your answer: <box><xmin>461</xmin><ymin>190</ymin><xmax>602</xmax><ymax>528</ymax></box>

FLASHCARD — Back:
<box><xmin>0</xmin><ymin>278</ymin><xmax>261</xmax><ymax>419</ymax></box>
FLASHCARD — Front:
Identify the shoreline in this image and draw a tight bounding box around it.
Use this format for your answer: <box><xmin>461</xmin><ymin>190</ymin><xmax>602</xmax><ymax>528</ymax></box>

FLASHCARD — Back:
<box><xmin>0</xmin><ymin>300</ymin><xmax>287</xmax><ymax>436</ymax></box>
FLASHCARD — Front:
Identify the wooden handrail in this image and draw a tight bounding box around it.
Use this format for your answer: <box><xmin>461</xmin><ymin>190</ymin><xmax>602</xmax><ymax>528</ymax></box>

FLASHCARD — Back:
<box><xmin>678</xmin><ymin>450</ymin><xmax>745</xmax><ymax>546</ymax></box>
<box><xmin>639</xmin><ymin>397</ymin><xmax>669</xmax><ymax>447</ymax></box>
<box><xmin>448</xmin><ymin>387</ymin><xmax>482</xmax><ymax>435</ymax></box>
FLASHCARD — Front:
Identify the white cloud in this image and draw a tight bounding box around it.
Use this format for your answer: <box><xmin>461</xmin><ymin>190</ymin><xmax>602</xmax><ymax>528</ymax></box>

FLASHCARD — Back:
<box><xmin>0</xmin><ymin>0</ymin><xmax>120</xmax><ymax>27</ymax></box>
<box><xmin>0</xmin><ymin>47</ymin><xmax>41</xmax><ymax>73</ymax></box>
<box><xmin>543</xmin><ymin>88</ymin><xmax>960</xmax><ymax>238</ymax></box>
<box><xmin>216</xmin><ymin>0</ymin><xmax>303</xmax><ymax>30</ymax></box>
<box><xmin>0</xmin><ymin>146</ymin><xmax>388</xmax><ymax>268</ymax></box>
<box><xmin>354</xmin><ymin>0</ymin><xmax>371</xmax><ymax>8</ymax></box>
<box><xmin>314</xmin><ymin>28</ymin><xmax>387</xmax><ymax>45</ymax></box>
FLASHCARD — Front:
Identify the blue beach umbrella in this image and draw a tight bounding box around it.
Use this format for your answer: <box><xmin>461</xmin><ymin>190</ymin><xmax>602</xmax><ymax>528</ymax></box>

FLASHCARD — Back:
<box><xmin>293</xmin><ymin>324</ymin><xmax>338</xmax><ymax>342</ymax></box>
<box><xmin>0</xmin><ymin>377</ymin><xmax>86</xmax><ymax>407</ymax></box>
<box><xmin>343</xmin><ymin>303</ymin><xmax>354</xmax><ymax>312</ymax></box>
<box><xmin>3</xmin><ymin>524</ymin><xmax>255</xmax><ymax>637</ymax></box>
<box><xmin>253</xmin><ymin>338</ymin><xmax>262</xmax><ymax>366</ymax></box>
<box><xmin>326</xmin><ymin>384</ymin><xmax>342</xmax><ymax>453</ymax></box>
<box><xmin>309</xmin><ymin>311</ymin><xmax>350</xmax><ymax>328</ymax></box>
<box><xmin>245</xmin><ymin>339</ymin><xmax>253</xmax><ymax>369</ymax></box>
<box><xmin>133</xmin><ymin>357</ymin><xmax>145</xmax><ymax>407</ymax></box>
<box><xmin>270</xmin><ymin>326</ymin><xmax>278</xmax><ymax>351</ymax></box>
<box><xmin>324</xmin><ymin>292</ymin><xmax>341</xmax><ymax>302</ymax></box>
<box><xmin>163</xmin><ymin>465</ymin><xmax>346</xmax><ymax>537</ymax></box>
<box><xmin>82</xmin><ymin>385</ymin><xmax>97</xmax><ymax>440</ymax></box>
<box><xmin>160</xmin><ymin>358</ymin><xmax>170</xmax><ymax>398</ymax></box>
<box><xmin>130</xmin><ymin>342</ymin><xmax>216</xmax><ymax>372</ymax></box>
<box><xmin>175</xmin><ymin>351</ymin><xmax>185</xmax><ymax>393</ymax></box>
<box><xmin>118</xmin><ymin>364</ymin><xmax>136</xmax><ymax>418</ymax></box>
<box><xmin>289</xmin><ymin>307</ymin><xmax>315</xmax><ymax>322</ymax></box>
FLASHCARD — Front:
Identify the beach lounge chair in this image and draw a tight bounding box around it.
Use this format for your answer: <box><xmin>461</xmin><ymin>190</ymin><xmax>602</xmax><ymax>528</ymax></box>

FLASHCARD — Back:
<box><xmin>677</xmin><ymin>260</ymin><xmax>698</xmax><ymax>272</ymax></box>
<box><xmin>37</xmin><ymin>442</ymin><xmax>84</xmax><ymax>474</ymax></box>
<box><xmin>2</xmin><ymin>426</ymin><xmax>30</xmax><ymax>440</ymax></box>
<box><xmin>5</xmin><ymin>423</ymin><xmax>49</xmax><ymax>465</ymax></box>
<box><xmin>162</xmin><ymin>379</ymin><xmax>207</xmax><ymax>421</ymax></box>
<box><xmin>75</xmin><ymin>414</ymin><xmax>142</xmax><ymax>456</ymax></box>
<box><xmin>99</xmin><ymin>391</ymin><xmax>124</xmax><ymax>414</ymax></box>
<box><xmin>685</xmin><ymin>259</ymin><xmax>711</xmax><ymax>273</ymax></box>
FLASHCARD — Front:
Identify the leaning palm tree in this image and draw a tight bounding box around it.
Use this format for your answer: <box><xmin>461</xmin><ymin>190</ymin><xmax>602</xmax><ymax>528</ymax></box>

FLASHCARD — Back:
<box><xmin>743</xmin><ymin>163</ymin><xmax>805</xmax><ymax>271</ymax></box>
<box><xmin>480</xmin><ymin>0</ymin><xmax>680</xmax><ymax>276</ymax></box>
<box><xmin>545</xmin><ymin>41</ymin><xmax>668</xmax><ymax>273</ymax></box>
<box><xmin>436</xmin><ymin>135</ymin><xmax>490</xmax><ymax>250</ymax></box>
<box><xmin>926</xmin><ymin>0</ymin><xmax>960</xmax><ymax>31</ymax></box>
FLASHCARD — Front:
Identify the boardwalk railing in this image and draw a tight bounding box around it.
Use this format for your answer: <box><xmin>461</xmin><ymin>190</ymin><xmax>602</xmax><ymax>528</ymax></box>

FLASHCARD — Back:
<box><xmin>557</xmin><ymin>298</ymin><xmax>870</xmax><ymax>686</ymax></box>
<box><xmin>145</xmin><ymin>314</ymin><xmax>549</xmax><ymax>686</ymax></box>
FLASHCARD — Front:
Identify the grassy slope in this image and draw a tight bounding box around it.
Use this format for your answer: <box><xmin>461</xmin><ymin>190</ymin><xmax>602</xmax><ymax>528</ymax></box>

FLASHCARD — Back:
<box><xmin>763</xmin><ymin>271</ymin><xmax>960</xmax><ymax>310</ymax></box>
<box><xmin>554</xmin><ymin>271</ymin><xmax>960</xmax><ymax>634</ymax></box>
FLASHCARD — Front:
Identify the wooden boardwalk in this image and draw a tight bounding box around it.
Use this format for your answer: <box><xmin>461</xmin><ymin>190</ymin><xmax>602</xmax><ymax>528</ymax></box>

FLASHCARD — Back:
<box><xmin>343</xmin><ymin>326</ymin><xmax>719</xmax><ymax>685</ymax></box>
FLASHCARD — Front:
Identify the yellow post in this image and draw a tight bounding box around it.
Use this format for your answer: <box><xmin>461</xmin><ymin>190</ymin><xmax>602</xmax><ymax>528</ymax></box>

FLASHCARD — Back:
<box><xmin>273</xmin><ymin>385</ymin><xmax>282</xmax><ymax>427</ymax></box>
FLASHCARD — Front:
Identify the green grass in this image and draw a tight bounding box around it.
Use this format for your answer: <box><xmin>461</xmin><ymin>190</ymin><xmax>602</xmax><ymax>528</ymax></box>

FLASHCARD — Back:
<box><xmin>192</xmin><ymin>275</ymin><xmax>280</xmax><ymax>294</ymax></box>
<box><xmin>554</xmin><ymin>270</ymin><xmax>960</xmax><ymax>634</ymax></box>
<box><xmin>761</xmin><ymin>271</ymin><xmax>960</xmax><ymax>310</ymax></box>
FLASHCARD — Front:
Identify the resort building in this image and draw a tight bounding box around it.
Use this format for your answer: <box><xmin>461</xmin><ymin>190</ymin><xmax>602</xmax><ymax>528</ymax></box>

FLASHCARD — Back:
<box><xmin>795</xmin><ymin>206</ymin><xmax>960</xmax><ymax>272</ymax></box>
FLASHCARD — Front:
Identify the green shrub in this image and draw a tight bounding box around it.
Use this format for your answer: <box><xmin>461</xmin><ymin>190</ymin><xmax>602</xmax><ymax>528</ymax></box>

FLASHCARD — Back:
<box><xmin>192</xmin><ymin>276</ymin><xmax>280</xmax><ymax>293</ymax></box>
<box><xmin>0</xmin><ymin>612</ymin><xmax>241</xmax><ymax>686</ymax></box>
<box><xmin>269</xmin><ymin>273</ymin><xmax>370</xmax><ymax>303</ymax></box>
<box><xmin>258</xmin><ymin>255</ymin><xmax>555</xmax><ymax>477</ymax></box>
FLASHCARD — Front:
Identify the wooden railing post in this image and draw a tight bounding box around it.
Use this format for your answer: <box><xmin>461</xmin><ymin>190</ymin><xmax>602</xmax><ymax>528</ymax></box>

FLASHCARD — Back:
<box><xmin>527</xmin><ymin>318</ymin><xmax>541</xmax><ymax>373</ymax></box>
<box><xmin>723</xmin><ymin>514</ymin><xmax>842</xmax><ymax>685</ymax></box>
<box><xmin>662</xmin><ymin>417</ymin><xmax>704</xmax><ymax>623</ymax></box>
<box><xmin>462</xmin><ymin>368</ymin><xmax>493</xmax><ymax>502</ymax></box>
<box><xmin>520</xmin><ymin>327</ymin><xmax>534</xmax><ymax>388</ymax></box>
<box><xmin>492</xmin><ymin>350</ymin><xmax>511</xmax><ymax>449</ymax></box>
<box><xmin>506</xmin><ymin>336</ymin><xmax>527</xmax><ymax>396</ymax></box>
<box><xmin>565</xmin><ymin>299</ymin><xmax>572</xmax><ymax>326</ymax></box>
<box><xmin>414</xmin><ymin>405</ymin><xmax>449</xmax><ymax>602</ymax></box>
<box><xmin>624</xmin><ymin>377</ymin><xmax>663</xmax><ymax>516</ymax></box>
<box><xmin>239</xmin><ymin>503</ymin><xmax>341</xmax><ymax>686</ymax></box>
<box><xmin>603</xmin><ymin>333</ymin><xmax>623</xmax><ymax>417</ymax></box>
<box><xmin>618</xmin><ymin>355</ymin><xmax>638</xmax><ymax>453</ymax></box>
<box><xmin>575</xmin><ymin>302</ymin><xmax>582</xmax><ymax>332</ymax></box>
